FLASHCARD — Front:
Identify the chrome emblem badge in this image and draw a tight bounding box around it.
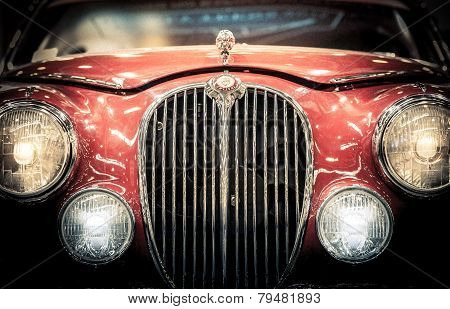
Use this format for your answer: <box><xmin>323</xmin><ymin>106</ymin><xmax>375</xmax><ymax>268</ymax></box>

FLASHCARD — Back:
<box><xmin>213</xmin><ymin>74</ymin><xmax>237</xmax><ymax>91</ymax></box>
<box><xmin>206</xmin><ymin>72</ymin><xmax>246</xmax><ymax>113</ymax></box>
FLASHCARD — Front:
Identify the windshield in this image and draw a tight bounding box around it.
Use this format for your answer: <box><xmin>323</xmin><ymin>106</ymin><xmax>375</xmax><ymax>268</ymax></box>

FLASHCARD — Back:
<box><xmin>10</xmin><ymin>0</ymin><xmax>425</xmax><ymax>66</ymax></box>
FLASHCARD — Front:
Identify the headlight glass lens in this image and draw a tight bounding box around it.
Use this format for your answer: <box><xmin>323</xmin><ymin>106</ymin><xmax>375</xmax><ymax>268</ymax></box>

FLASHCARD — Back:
<box><xmin>381</xmin><ymin>102</ymin><xmax>449</xmax><ymax>192</ymax></box>
<box><xmin>0</xmin><ymin>105</ymin><xmax>73</xmax><ymax>196</ymax></box>
<box><xmin>60</xmin><ymin>190</ymin><xmax>134</xmax><ymax>264</ymax></box>
<box><xmin>317</xmin><ymin>188</ymin><xmax>393</xmax><ymax>263</ymax></box>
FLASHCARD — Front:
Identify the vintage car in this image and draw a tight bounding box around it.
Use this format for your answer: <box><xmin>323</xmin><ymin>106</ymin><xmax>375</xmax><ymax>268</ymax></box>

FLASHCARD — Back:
<box><xmin>0</xmin><ymin>0</ymin><xmax>449</xmax><ymax>288</ymax></box>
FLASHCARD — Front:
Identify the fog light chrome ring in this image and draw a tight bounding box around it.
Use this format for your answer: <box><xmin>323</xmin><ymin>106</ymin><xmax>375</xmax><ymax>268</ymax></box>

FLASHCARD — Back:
<box><xmin>316</xmin><ymin>186</ymin><xmax>394</xmax><ymax>263</ymax></box>
<box><xmin>59</xmin><ymin>188</ymin><xmax>135</xmax><ymax>265</ymax></box>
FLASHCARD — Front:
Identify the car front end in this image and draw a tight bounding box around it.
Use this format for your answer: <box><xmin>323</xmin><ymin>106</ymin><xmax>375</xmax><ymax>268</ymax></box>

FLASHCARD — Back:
<box><xmin>0</xmin><ymin>0</ymin><xmax>449</xmax><ymax>288</ymax></box>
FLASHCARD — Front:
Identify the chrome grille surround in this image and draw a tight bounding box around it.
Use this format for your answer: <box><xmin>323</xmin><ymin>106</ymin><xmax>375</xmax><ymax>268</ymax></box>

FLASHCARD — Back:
<box><xmin>138</xmin><ymin>83</ymin><xmax>313</xmax><ymax>288</ymax></box>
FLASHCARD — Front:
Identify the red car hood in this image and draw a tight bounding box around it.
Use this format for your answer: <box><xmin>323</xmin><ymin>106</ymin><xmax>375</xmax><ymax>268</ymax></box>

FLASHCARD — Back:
<box><xmin>5</xmin><ymin>45</ymin><xmax>444</xmax><ymax>90</ymax></box>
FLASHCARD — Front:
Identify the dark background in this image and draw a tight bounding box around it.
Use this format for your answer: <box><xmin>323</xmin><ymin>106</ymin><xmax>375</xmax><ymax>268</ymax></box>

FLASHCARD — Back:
<box><xmin>1</xmin><ymin>0</ymin><xmax>450</xmax><ymax>65</ymax></box>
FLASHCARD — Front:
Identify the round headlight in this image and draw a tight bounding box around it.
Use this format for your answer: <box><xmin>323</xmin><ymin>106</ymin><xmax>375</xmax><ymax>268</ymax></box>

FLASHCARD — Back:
<box><xmin>317</xmin><ymin>187</ymin><xmax>393</xmax><ymax>263</ymax></box>
<box><xmin>59</xmin><ymin>189</ymin><xmax>135</xmax><ymax>264</ymax></box>
<box><xmin>375</xmin><ymin>96</ymin><xmax>449</xmax><ymax>195</ymax></box>
<box><xmin>0</xmin><ymin>102</ymin><xmax>76</xmax><ymax>198</ymax></box>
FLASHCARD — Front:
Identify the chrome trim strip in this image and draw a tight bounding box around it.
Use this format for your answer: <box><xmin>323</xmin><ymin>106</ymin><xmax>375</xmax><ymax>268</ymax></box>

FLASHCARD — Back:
<box><xmin>14</xmin><ymin>73</ymin><xmax>123</xmax><ymax>89</ymax></box>
<box><xmin>171</xmin><ymin>93</ymin><xmax>178</xmax><ymax>278</ymax></box>
<box><xmin>182</xmin><ymin>90</ymin><xmax>188</xmax><ymax>287</ymax></box>
<box><xmin>251</xmin><ymin>88</ymin><xmax>258</xmax><ymax>287</ymax></box>
<box><xmin>192</xmin><ymin>88</ymin><xmax>198</xmax><ymax>286</ymax></box>
<box><xmin>151</xmin><ymin>111</ymin><xmax>157</xmax><ymax>229</ymax></box>
<box><xmin>0</xmin><ymin>100</ymin><xmax>78</xmax><ymax>201</ymax></box>
<box><xmin>329</xmin><ymin>71</ymin><xmax>400</xmax><ymax>84</ymax></box>
<box><xmin>273</xmin><ymin>93</ymin><xmax>280</xmax><ymax>280</ymax></box>
<box><xmin>263</xmin><ymin>90</ymin><xmax>269</xmax><ymax>288</ymax></box>
<box><xmin>283</xmin><ymin>99</ymin><xmax>290</xmax><ymax>265</ymax></box>
<box><xmin>202</xmin><ymin>90</ymin><xmax>208</xmax><ymax>288</ymax></box>
<box><xmin>211</xmin><ymin>99</ymin><xmax>217</xmax><ymax>286</ymax></box>
<box><xmin>138</xmin><ymin>82</ymin><xmax>314</xmax><ymax>288</ymax></box>
<box><xmin>373</xmin><ymin>94</ymin><xmax>450</xmax><ymax>197</ymax></box>
<box><xmin>217</xmin><ymin>98</ymin><xmax>230</xmax><ymax>286</ymax></box>
<box><xmin>162</xmin><ymin>100</ymin><xmax>168</xmax><ymax>263</ymax></box>
<box><xmin>234</xmin><ymin>99</ymin><xmax>240</xmax><ymax>288</ymax></box>
<box><xmin>243</xmin><ymin>91</ymin><xmax>249</xmax><ymax>288</ymax></box>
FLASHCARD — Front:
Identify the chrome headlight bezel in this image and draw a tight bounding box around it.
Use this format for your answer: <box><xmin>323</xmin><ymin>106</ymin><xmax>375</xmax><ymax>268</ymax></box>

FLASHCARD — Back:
<box><xmin>373</xmin><ymin>94</ymin><xmax>449</xmax><ymax>197</ymax></box>
<box><xmin>316</xmin><ymin>186</ymin><xmax>394</xmax><ymax>264</ymax></box>
<box><xmin>0</xmin><ymin>100</ymin><xmax>77</xmax><ymax>200</ymax></box>
<box><xmin>58</xmin><ymin>188</ymin><xmax>136</xmax><ymax>265</ymax></box>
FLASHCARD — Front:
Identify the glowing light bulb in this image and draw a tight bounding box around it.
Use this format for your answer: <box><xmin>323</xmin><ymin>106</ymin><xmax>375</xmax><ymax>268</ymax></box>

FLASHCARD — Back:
<box><xmin>84</xmin><ymin>213</ymin><xmax>110</xmax><ymax>251</ymax></box>
<box><xmin>339</xmin><ymin>207</ymin><xmax>369</xmax><ymax>251</ymax></box>
<box><xmin>415</xmin><ymin>133</ymin><xmax>438</xmax><ymax>161</ymax></box>
<box><xmin>13</xmin><ymin>142</ymin><xmax>36</xmax><ymax>165</ymax></box>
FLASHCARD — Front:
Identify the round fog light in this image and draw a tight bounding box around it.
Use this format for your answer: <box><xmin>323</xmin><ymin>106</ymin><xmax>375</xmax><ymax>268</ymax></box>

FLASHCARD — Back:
<box><xmin>317</xmin><ymin>187</ymin><xmax>393</xmax><ymax>263</ymax></box>
<box><xmin>59</xmin><ymin>189</ymin><xmax>135</xmax><ymax>264</ymax></box>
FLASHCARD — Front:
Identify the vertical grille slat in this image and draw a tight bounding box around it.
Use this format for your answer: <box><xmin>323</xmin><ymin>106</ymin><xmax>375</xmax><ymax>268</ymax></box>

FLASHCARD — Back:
<box><xmin>182</xmin><ymin>90</ymin><xmax>188</xmax><ymax>287</ymax></box>
<box><xmin>283</xmin><ymin>100</ymin><xmax>290</xmax><ymax>266</ymax></box>
<box><xmin>273</xmin><ymin>94</ymin><xmax>280</xmax><ymax>281</ymax></box>
<box><xmin>202</xmin><ymin>91</ymin><xmax>208</xmax><ymax>288</ymax></box>
<box><xmin>171</xmin><ymin>94</ymin><xmax>177</xmax><ymax>278</ymax></box>
<box><xmin>161</xmin><ymin>100</ymin><xmax>168</xmax><ymax>263</ymax></box>
<box><xmin>234</xmin><ymin>99</ymin><xmax>240</xmax><ymax>288</ymax></box>
<box><xmin>243</xmin><ymin>91</ymin><xmax>249</xmax><ymax>288</ymax></box>
<box><xmin>251</xmin><ymin>88</ymin><xmax>258</xmax><ymax>288</ymax></box>
<box><xmin>218</xmin><ymin>99</ymin><xmax>230</xmax><ymax>287</ymax></box>
<box><xmin>151</xmin><ymin>110</ymin><xmax>157</xmax><ymax>229</ymax></box>
<box><xmin>143</xmin><ymin>85</ymin><xmax>310</xmax><ymax>288</ymax></box>
<box><xmin>211</xmin><ymin>100</ymin><xmax>217</xmax><ymax>287</ymax></box>
<box><xmin>294</xmin><ymin>114</ymin><xmax>300</xmax><ymax>224</ymax></box>
<box><xmin>192</xmin><ymin>88</ymin><xmax>198</xmax><ymax>287</ymax></box>
<box><xmin>263</xmin><ymin>90</ymin><xmax>269</xmax><ymax>288</ymax></box>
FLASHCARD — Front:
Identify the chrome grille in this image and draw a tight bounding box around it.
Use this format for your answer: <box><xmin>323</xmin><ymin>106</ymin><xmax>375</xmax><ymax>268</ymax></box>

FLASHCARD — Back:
<box><xmin>140</xmin><ymin>84</ymin><xmax>312</xmax><ymax>288</ymax></box>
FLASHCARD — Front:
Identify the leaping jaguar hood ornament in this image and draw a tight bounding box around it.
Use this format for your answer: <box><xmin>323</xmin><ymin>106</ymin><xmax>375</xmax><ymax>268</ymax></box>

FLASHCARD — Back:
<box><xmin>216</xmin><ymin>29</ymin><xmax>236</xmax><ymax>66</ymax></box>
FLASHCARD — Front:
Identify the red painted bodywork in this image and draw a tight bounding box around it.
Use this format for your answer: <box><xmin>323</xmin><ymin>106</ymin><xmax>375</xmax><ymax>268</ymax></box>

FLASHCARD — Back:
<box><xmin>1</xmin><ymin>46</ymin><xmax>449</xmax><ymax>277</ymax></box>
<box><xmin>6</xmin><ymin>46</ymin><xmax>444</xmax><ymax>90</ymax></box>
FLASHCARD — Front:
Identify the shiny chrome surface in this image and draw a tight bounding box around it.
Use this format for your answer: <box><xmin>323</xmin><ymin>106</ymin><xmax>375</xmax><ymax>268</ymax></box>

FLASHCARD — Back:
<box><xmin>251</xmin><ymin>88</ymin><xmax>258</xmax><ymax>286</ymax></box>
<box><xmin>192</xmin><ymin>88</ymin><xmax>198</xmax><ymax>286</ymax></box>
<box><xmin>9</xmin><ymin>73</ymin><xmax>124</xmax><ymax>89</ymax></box>
<box><xmin>373</xmin><ymin>94</ymin><xmax>450</xmax><ymax>197</ymax></box>
<box><xmin>283</xmin><ymin>100</ymin><xmax>290</xmax><ymax>265</ymax></box>
<box><xmin>0</xmin><ymin>100</ymin><xmax>77</xmax><ymax>201</ymax></box>
<box><xmin>138</xmin><ymin>83</ymin><xmax>313</xmax><ymax>288</ymax></box>
<box><xmin>234</xmin><ymin>98</ymin><xmax>240</xmax><ymax>287</ymax></box>
<box><xmin>243</xmin><ymin>91</ymin><xmax>249</xmax><ymax>287</ymax></box>
<box><xmin>171</xmin><ymin>94</ymin><xmax>177</xmax><ymax>277</ymax></box>
<box><xmin>57</xmin><ymin>187</ymin><xmax>136</xmax><ymax>265</ymax></box>
<box><xmin>329</xmin><ymin>71</ymin><xmax>400</xmax><ymax>83</ymax></box>
<box><xmin>215</xmin><ymin>29</ymin><xmax>236</xmax><ymax>66</ymax></box>
<box><xmin>263</xmin><ymin>90</ymin><xmax>269</xmax><ymax>287</ymax></box>
<box><xmin>315</xmin><ymin>185</ymin><xmax>394</xmax><ymax>264</ymax></box>
<box><xmin>161</xmin><ymin>100</ymin><xmax>168</xmax><ymax>262</ymax></box>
